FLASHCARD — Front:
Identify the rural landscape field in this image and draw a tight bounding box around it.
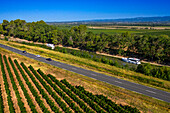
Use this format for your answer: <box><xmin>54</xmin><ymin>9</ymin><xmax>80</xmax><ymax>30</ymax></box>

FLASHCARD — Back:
<box><xmin>0</xmin><ymin>0</ymin><xmax>170</xmax><ymax>113</ymax></box>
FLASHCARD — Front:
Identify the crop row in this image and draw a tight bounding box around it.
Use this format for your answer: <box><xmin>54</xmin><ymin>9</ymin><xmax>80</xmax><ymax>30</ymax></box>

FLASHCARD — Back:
<box><xmin>37</xmin><ymin>68</ymin><xmax>95</xmax><ymax>113</ymax></box>
<box><xmin>0</xmin><ymin>54</ymin><xmax>15</xmax><ymax>113</ymax></box>
<box><xmin>48</xmin><ymin>74</ymin><xmax>106</xmax><ymax>113</ymax></box>
<box><xmin>27</xmin><ymin>64</ymin><xmax>74</xmax><ymax>113</ymax></box>
<box><xmin>75</xmin><ymin>85</ymin><xmax>124</xmax><ymax>113</ymax></box>
<box><xmin>0</xmin><ymin>84</ymin><xmax>4</xmax><ymax>113</ymax></box>
<box><xmin>36</xmin><ymin>68</ymin><xmax>84</xmax><ymax>113</ymax></box>
<box><xmin>96</xmin><ymin>94</ymin><xmax>140</xmax><ymax>113</ymax></box>
<box><xmin>14</xmin><ymin>60</ymin><xmax>51</xmax><ymax>113</ymax></box>
<box><xmin>76</xmin><ymin>85</ymin><xmax>140</xmax><ymax>113</ymax></box>
<box><xmin>3</xmin><ymin>55</ymin><xmax>27</xmax><ymax>112</ymax></box>
<box><xmin>8</xmin><ymin>57</ymin><xmax>38</xmax><ymax>113</ymax></box>
<box><xmin>61</xmin><ymin>78</ymin><xmax>140</xmax><ymax>113</ymax></box>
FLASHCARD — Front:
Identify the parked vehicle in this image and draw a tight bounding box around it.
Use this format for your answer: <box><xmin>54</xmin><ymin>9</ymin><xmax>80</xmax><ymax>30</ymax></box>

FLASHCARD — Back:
<box><xmin>46</xmin><ymin>43</ymin><xmax>55</xmax><ymax>49</ymax></box>
<box><xmin>36</xmin><ymin>55</ymin><xmax>40</xmax><ymax>57</ymax></box>
<box><xmin>122</xmin><ymin>57</ymin><xmax>141</xmax><ymax>65</ymax></box>
<box><xmin>46</xmin><ymin>58</ymin><xmax>52</xmax><ymax>61</ymax></box>
<box><xmin>22</xmin><ymin>51</ymin><xmax>27</xmax><ymax>53</ymax></box>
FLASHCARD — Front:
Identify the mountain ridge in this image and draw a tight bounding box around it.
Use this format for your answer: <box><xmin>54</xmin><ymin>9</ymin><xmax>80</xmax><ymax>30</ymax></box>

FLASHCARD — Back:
<box><xmin>46</xmin><ymin>16</ymin><xmax>170</xmax><ymax>23</ymax></box>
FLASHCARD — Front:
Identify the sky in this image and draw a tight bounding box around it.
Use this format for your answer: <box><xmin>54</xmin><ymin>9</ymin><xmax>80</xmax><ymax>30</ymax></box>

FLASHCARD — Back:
<box><xmin>0</xmin><ymin>0</ymin><xmax>170</xmax><ymax>22</ymax></box>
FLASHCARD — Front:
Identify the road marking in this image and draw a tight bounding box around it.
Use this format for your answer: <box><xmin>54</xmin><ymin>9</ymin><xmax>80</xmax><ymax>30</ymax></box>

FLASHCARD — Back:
<box><xmin>152</xmin><ymin>97</ymin><xmax>164</xmax><ymax>102</ymax></box>
<box><xmin>147</xmin><ymin>87</ymin><xmax>155</xmax><ymax>90</ymax></box>
<box><xmin>114</xmin><ymin>81</ymin><xmax>122</xmax><ymax>84</ymax></box>
<box><xmin>72</xmin><ymin>68</ymin><xmax>77</xmax><ymax>70</ymax></box>
<box><xmin>57</xmin><ymin>63</ymin><xmax>61</xmax><ymax>65</ymax></box>
<box><xmin>131</xmin><ymin>91</ymin><xmax>143</xmax><ymax>95</ymax></box>
<box><xmin>146</xmin><ymin>90</ymin><xmax>156</xmax><ymax>94</ymax></box>
<box><xmin>91</xmin><ymin>73</ymin><xmax>97</xmax><ymax>76</ymax></box>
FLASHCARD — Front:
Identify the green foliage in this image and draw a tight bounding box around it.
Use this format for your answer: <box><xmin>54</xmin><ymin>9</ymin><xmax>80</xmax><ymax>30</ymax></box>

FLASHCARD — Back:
<box><xmin>0</xmin><ymin>84</ymin><xmax>4</xmax><ymax>113</ymax></box>
<box><xmin>27</xmin><ymin>65</ymin><xmax>71</xmax><ymax>112</ymax></box>
<box><xmin>20</xmin><ymin>63</ymin><xmax>60</xmax><ymax>113</ymax></box>
<box><xmin>0</xmin><ymin>54</ymin><xmax>15</xmax><ymax>113</ymax></box>
<box><xmin>137</xmin><ymin>64</ymin><xmax>170</xmax><ymax>81</ymax></box>
<box><xmin>4</xmin><ymin>36</ymin><xmax>8</xmax><ymax>41</ymax></box>
<box><xmin>3</xmin><ymin>55</ymin><xmax>27</xmax><ymax>113</ymax></box>
<box><xmin>49</xmin><ymin>75</ymin><xmax>106</xmax><ymax>113</ymax></box>
<box><xmin>60</xmin><ymin>78</ymin><xmax>140</xmax><ymax>113</ymax></box>
<box><xmin>1</xmin><ymin>19</ymin><xmax>170</xmax><ymax>64</ymax></box>
<box><xmin>9</xmin><ymin>57</ymin><xmax>38</xmax><ymax>113</ymax></box>
<box><xmin>1</xmin><ymin>19</ymin><xmax>170</xmax><ymax>82</ymax></box>
<box><xmin>15</xmin><ymin>60</ymin><xmax>50</xmax><ymax>113</ymax></box>
<box><xmin>37</xmin><ymin>69</ymin><xmax>86</xmax><ymax>113</ymax></box>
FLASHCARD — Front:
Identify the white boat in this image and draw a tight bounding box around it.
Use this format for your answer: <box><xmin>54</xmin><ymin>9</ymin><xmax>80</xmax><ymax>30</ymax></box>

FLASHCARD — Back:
<box><xmin>122</xmin><ymin>57</ymin><xmax>141</xmax><ymax>65</ymax></box>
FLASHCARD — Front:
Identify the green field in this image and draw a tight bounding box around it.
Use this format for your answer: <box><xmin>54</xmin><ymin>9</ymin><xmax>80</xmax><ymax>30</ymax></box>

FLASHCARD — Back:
<box><xmin>87</xmin><ymin>28</ymin><xmax>170</xmax><ymax>36</ymax></box>
<box><xmin>55</xmin><ymin>25</ymin><xmax>170</xmax><ymax>36</ymax></box>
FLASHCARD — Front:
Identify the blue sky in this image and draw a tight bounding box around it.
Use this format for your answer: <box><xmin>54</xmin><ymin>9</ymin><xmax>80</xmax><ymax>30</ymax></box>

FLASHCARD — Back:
<box><xmin>0</xmin><ymin>0</ymin><xmax>170</xmax><ymax>22</ymax></box>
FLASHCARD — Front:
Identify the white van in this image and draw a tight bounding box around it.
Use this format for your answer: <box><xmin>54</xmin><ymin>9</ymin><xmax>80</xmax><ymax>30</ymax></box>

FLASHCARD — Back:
<box><xmin>122</xmin><ymin>58</ymin><xmax>141</xmax><ymax>65</ymax></box>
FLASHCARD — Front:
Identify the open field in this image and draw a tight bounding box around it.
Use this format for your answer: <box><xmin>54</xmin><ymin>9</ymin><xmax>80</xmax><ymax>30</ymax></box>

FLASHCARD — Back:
<box><xmin>88</xmin><ymin>26</ymin><xmax>170</xmax><ymax>30</ymax></box>
<box><xmin>0</xmin><ymin>45</ymin><xmax>170</xmax><ymax>113</ymax></box>
<box><xmin>55</xmin><ymin>25</ymin><xmax>170</xmax><ymax>36</ymax></box>
<box><xmin>87</xmin><ymin>28</ymin><xmax>170</xmax><ymax>36</ymax></box>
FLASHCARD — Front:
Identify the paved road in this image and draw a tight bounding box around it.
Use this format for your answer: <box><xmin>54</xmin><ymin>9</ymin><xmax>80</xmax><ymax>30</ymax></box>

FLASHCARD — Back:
<box><xmin>0</xmin><ymin>43</ymin><xmax>170</xmax><ymax>103</ymax></box>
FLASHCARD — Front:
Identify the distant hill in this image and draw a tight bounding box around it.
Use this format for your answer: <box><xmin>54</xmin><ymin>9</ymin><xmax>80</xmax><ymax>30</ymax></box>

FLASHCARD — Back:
<box><xmin>89</xmin><ymin>16</ymin><xmax>170</xmax><ymax>22</ymax></box>
<box><xmin>47</xmin><ymin>16</ymin><xmax>170</xmax><ymax>25</ymax></box>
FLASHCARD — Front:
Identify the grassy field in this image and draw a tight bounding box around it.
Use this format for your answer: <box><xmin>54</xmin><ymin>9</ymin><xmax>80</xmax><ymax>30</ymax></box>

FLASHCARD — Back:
<box><xmin>0</xmin><ymin>44</ymin><xmax>170</xmax><ymax>113</ymax></box>
<box><xmin>87</xmin><ymin>28</ymin><xmax>170</xmax><ymax>36</ymax></box>
<box><xmin>55</xmin><ymin>25</ymin><xmax>170</xmax><ymax>36</ymax></box>
<box><xmin>0</xmin><ymin>40</ymin><xmax>169</xmax><ymax>91</ymax></box>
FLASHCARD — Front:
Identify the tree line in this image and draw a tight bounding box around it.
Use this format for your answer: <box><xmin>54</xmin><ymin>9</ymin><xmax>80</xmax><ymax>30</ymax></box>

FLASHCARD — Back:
<box><xmin>0</xmin><ymin>19</ymin><xmax>169</xmax><ymax>63</ymax></box>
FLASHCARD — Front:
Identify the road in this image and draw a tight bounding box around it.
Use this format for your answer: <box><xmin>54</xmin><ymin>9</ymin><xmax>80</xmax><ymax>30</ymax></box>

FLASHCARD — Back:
<box><xmin>0</xmin><ymin>43</ymin><xmax>170</xmax><ymax>103</ymax></box>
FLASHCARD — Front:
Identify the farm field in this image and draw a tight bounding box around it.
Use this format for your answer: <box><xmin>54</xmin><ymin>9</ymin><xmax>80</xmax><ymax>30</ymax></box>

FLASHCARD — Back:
<box><xmin>0</xmin><ymin>47</ymin><xmax>169</xmax><ymax>113</ymax></box>
<box><xmin>87</xmin><ymin>28</ymin><xmax>170</xmax><ymax>36</ymax></box>
<box><xmin>56</xmin><ymin>25</ymin><xmax>170</xmax><ymax>36</ymax></box>
<box><xmin>0</xmin><ymin>54</ymin><xmax>141</xmax><ymax>113</ymax></box>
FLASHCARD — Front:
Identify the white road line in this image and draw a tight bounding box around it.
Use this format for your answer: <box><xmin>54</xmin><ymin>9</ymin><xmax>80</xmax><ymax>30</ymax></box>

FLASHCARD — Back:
<box><xmin>72</xmin><ymin>68</ymin><xmax>77</xmax><ymax>70</ymax></box>
<box><xmin>57</xmin><ymin>63</ymin><xmax>61</xmax><ymax>65</ymax></box>
<box><xmin>146</xmin><ymin>90</ymin><xmax>156</xmax><ymax>94</ymax></box>
<box><xmin>114</xmin><ymin>81</ymin><xmax>122</xmax><ymax>84</ymax></box>
<box><xmin>131</xmin><ymin>91</ymin><xmax>143</xmax><ymax>95</ymax></box>
<box><xmin>91</xmin><ymin>73</ymin><xmax>97</xmax><ymax>76</ymax></box>
<box><xmin>152</xmin><ymin>97</ymin><xmax>164</xmax><ymax>102</ymax></box>
<box><xmin>147</xmin><ymin>87</ymin><xmax>155</xmax><ymax>90</ymax></box>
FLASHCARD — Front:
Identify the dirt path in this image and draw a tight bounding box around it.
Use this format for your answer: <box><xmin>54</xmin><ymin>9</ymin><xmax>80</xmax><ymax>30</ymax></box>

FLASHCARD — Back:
<box><xmin>20</xmin><ymin>64</ymin><xmax>54</xmax><ymax>113</ymax></box>
<box><xmin>7</xmin><ymin>57</ymin><xmax>32</xmax><ymax>113</ymax></box>
<box><xmin>2</xmin><ymin>56</ymin><xmax>21</xmax><ymax>113</ymax></box>
<box><xmin>13</xmin><ymin>60</ymin><xmax>43</xmax><ymax>113</ymax></box>
<box><xmin>0</xmin><ymin>65</ymin><xmax>10</xmax><ymax>113</ymax></box>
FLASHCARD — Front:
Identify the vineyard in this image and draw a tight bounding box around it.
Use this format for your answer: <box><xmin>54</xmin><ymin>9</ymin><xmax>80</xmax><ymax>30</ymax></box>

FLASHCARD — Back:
<box><xmin>0</xmin><ymin>53</ymin><xmax>140</xmax><ymax>113</ymax></box>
